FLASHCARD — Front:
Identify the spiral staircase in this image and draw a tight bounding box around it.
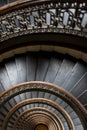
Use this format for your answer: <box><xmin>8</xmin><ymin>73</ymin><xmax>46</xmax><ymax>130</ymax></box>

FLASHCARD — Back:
<box><xmin>0</xmin><ymin>0</ymin><xmax>87</xmax><ymax>130</ymax></box>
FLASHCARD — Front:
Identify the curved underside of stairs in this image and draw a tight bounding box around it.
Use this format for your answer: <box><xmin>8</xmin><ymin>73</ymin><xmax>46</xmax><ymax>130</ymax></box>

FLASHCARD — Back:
<box><xmin>0</xmin><ymin>51</ymin><xmax>87</xmax><ymax>130</ymax></box>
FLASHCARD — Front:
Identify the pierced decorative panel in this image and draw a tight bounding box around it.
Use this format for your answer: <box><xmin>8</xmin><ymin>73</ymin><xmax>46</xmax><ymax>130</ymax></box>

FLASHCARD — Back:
<box><xmin>0</xmin><ymin>1</ymin><xmax>87</xmax><ymax>42</ymax></box>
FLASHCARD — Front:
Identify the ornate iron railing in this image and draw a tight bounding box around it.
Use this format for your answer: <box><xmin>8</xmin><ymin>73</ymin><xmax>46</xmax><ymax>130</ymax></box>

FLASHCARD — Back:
<box><xmin>0</xmin><ymin>0</ymin><xmax>87</xmax><ymax>42</ymax></box>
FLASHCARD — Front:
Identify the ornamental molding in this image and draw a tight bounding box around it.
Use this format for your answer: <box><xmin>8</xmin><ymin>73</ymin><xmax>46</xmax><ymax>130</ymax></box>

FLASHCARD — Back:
<box><xmin>0</xmin><ymin>1</ymin><xmax>87</xmax><ymax>42</ymax></box>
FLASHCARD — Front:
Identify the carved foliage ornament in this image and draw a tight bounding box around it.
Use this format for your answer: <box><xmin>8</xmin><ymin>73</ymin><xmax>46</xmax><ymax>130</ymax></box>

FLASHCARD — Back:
<box><xmin>0</xmin><ymin>2</ymin><xmax>87</xmax><ymax>42</ymax></box>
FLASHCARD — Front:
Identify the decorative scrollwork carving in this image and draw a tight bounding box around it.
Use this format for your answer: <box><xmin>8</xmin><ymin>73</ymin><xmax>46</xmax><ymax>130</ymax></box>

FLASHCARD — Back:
<box><xmin>0</xmin><ymin>1</ymin><xmax>87</xmax><ymax>41</ymax></box>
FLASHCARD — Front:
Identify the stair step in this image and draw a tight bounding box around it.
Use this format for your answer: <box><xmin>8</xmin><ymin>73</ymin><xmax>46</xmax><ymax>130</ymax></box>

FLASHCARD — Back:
<box><xmin>44</xmin><ymin>57</ymin><xmax>62</xmax><ymax>82</ymax></box>
<box><xmin>26</xmin><ymin>53</ymin><xmax>37</xmax><ymax>81</ymax></box>
<box><xmin>0</xmin><ymin>82</ymin><xmax>4</xmax><ymax>93</ymax></box>
<box><xmin>15</xmin><ymin>54</ymin><xmax>27</xmax><ymax>83</ymax></box>
<box><xmin>36</xmin><ymin>56</ymin><xmax>50</xmax><ymax>81</ymax></box>
<box><xmin>54</xmin><ymin>58</ymin><xmax>75</xmax><ymax>86</ymax></box>
<box><xmin>71</xmin><ymin>73</ymin><xmax>87</xmax><ymax>97</ymax></box>
<box><xmin>78</xmin><ymin>91</ymin><xmax>87</xmax><ymax>106</ymax></box>
<box><xmin>0</xmin><ymin>63</ymin><xmax>12</xmax><ymax>90</ymax></box>
<box><xmin>5</xmin><ymin>58</ymin><xmax>19</xmax><ymax>86</ymax></box>
<box><xmin>62</xmin><ymin>61</ymin><xmax>87</xmax><ymax>91</ymax></box>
